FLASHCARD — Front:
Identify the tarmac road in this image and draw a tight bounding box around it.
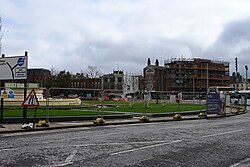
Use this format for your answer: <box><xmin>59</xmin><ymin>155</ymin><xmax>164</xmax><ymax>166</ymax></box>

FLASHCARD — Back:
<box><xmin>0</xmin><ymin>112</ymin><xmax>249</xmax><ymax>167</ymax></box>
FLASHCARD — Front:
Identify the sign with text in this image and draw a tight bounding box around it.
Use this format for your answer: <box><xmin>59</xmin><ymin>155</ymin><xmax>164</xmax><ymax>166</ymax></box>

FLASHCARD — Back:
<box><xmin>0</xmin><ymin>56</ymin><xmax>27</xmax><ymax>80</ymax></box>
<box><xmin>206</xmin><ymin>93</ymin><xmax>220</xmax><ymax>114</ymax></box>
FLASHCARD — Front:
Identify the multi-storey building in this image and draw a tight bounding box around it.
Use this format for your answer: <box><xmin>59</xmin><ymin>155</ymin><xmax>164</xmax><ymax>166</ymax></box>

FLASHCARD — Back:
<box><xmin>165</xmin><ymin>58</ymin><xmax>230</xmax><ymax>92</ymax></box>
<box><xmin>229</xmin><ymin>72</ymin><xmax>247</xmax><ymax>90</ymax></box>
<box><xmin>143</xmin><ymin>58</ymin><xmax>230</xmax><ymax>93</ymax></box>
<box><xmin>164</xmin><ymin>58</ymin><xmax>229</xmax><ymax>92</ymax></box>
<box><xmin>69</xmin><ymin>75</ymin><xmax>102</xmax><ymax>98</ymax></box>
<box><xmin>101</xmin><ymin>70</ymin><xmax>143</xmax><ymax>97</ymax></box>
<box><xmin>144</xmin><ymin>58</ymin><xmax>166</xmax><ymax>92</ymax></box>
<box><xmin>123</xmin><ymin>74</ymin><xmax>144</xmax><ymax>98</ymax></box>
<box><xmin>102</xmin><ymin>70</ymin><xmax>124</xmax><ymax>91</ymax></box>
<box><xmin>70</xmin><ymin>76</ymin><xmax>101</xmax><ymax>90</ymax></box>
<box><xmin>27</xmin><ymin>68</ymin><xmax>52</xmax><ymax>88</ymax></box>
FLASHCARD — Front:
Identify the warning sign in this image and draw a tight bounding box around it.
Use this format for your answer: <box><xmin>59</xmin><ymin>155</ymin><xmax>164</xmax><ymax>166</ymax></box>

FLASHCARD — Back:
<box><xmin>22</xmin><ymin>89</ymin><xmax>40</xmax><ymax>107</ymax></box>
<box><xmin>1</xmin><ymin>90</ymin><xmax>8</xmax><ymax>99</ymax></box>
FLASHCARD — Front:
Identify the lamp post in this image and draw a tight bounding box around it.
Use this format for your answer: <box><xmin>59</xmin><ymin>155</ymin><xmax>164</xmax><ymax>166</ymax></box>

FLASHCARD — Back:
<box><xmin>245</xmin><ymin>65</ymin><xmax>248</xmax><ymax>90</ymax></box>
<box><xmin>192</xmin><ymin>76</ymin><xmax>195</xmax><ymax>103</ymax></box>
<box><xmin>206</xmin><ymin>63</ymin><xmax>209</xmax><ymax>94</ymax></box>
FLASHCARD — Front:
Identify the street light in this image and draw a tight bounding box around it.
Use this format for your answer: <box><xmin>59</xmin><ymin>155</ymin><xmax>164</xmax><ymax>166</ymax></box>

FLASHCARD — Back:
<box><xmin>206</xmin><ymin>63</ymin><xmax>209</xmax><ymax>93</ymax></box>
<box><xmin>245</xmin><ymin>65</ymin><xmax>248</xmax><ymax>90</ymax></box>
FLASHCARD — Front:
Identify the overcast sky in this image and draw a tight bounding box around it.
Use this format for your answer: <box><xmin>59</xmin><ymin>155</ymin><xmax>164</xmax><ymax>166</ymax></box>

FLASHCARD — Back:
<box><xmin>1</xmin><ymin>0</ymin><xmax>250</xmax><ymax>75</ymax></box>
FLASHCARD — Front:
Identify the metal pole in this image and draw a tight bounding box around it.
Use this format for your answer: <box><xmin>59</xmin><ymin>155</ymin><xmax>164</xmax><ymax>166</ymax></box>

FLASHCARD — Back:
<box><xmin>206</xmin><ymin>63</ymin><xmax>209</xmax><ymax>94</ymax></box>
<box><xmin>22</xmin><ymin>51</ymin><xmax>28</xmax><ymax>124</ymax></box>
<box><xmin>245</xmin><ymin>65</ymin><xmax>248</xmax><ymax>90</ymax></box>
<box><xmin>0</xmin><ymin>81</ymin><xmax>4</xmax><ymax>128</ymax></box>
<box><xmin>45</xmin><ymin>88</ymin><xmax>50</xmax><ymax>123</ymax></box>
<box><xmin>193</xmin><ymin>77</ymin><xmax>194</xmax><ymax>103</ymax></box>
<box><xmin>0</xmin><ymin>53</ymin><xmax>5</xmax><ymax>128</ymax></box>
<box><xmin>247</xmin><ymin>69</ymin><xmax>248</xmax><ymax>90</ymax></box>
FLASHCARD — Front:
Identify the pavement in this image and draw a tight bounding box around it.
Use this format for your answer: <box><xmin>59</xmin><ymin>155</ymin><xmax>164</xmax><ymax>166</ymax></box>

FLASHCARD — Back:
<box><xmin>0</xmin><ymin>110</ymin><xmax>247</xmax><ymax>134</ymax></box>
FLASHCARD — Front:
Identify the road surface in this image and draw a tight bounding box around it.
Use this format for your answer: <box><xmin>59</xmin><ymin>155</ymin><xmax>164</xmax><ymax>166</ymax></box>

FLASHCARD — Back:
<box><xmin>0</xmin><ymin>112</ymin><xmax>249</xmax><ymax>167</ymax></box>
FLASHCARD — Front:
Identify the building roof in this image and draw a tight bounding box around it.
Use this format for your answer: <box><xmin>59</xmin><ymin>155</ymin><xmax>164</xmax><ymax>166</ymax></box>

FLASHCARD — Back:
<box><xmin>164</xmin><ymin>58</ymin><xmax>229</xmax><ymax>66</ymax></box>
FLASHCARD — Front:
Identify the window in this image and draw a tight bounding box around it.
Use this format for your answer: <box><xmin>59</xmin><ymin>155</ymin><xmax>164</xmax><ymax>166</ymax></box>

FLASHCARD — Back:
<box><xmin>117</xmin><ymin>77</ymin><xmax>122</xmax><ymax>82</ymax></box>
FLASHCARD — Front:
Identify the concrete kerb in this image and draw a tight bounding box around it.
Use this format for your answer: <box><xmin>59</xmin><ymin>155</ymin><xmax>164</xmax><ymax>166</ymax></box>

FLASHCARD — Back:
<box><xmin>2</xmin><ymin>114</ymin><xmax>133</xmax><ymax>123</ymax></box>
<box><xmin>0</xmin><ymin>110</ymin><xmax>248</xmax><ymax>135</ymax></box>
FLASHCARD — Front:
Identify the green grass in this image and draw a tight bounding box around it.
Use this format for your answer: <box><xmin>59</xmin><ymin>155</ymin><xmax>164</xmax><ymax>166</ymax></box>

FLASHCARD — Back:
<box><xmin>2</xmin><ymin>101</ymin><xmax>205</xmax><ymax>117</ymax></box>
<box><xmin>3</xmin><ymin>108</ymin><xmax>113</xmax><ymax>117</ymax></box>
<box><xmin>82</xmin><ymin>101</ymin><xmax>205</xmax><ymax>113</ymax></box>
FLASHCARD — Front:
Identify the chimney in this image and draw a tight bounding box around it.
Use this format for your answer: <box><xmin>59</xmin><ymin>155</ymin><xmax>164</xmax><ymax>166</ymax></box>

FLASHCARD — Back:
<box><xmin>155</xmin><ymin>59</ymin><xmax>159</xmax><ymax>66</ymax></box>
<box><xmin>147</xmin><ymin>58</ymin><xmax>151</xmax><ymax>66</ymax></box>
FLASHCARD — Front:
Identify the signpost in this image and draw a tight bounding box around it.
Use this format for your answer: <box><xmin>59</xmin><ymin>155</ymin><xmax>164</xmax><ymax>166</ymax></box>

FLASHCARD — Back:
<box><xmin>0</xmin><ymin>56</ymin><xmax>27</xmax><ymax>80</ymax></box>
<box><xmin>0</xmin><ymin>52</ymin><xmax>28</xmax><ymax>128</ymax></box>
<box><xmin>22</xmin><ymin>89</ymin><xmax>40</xmax><ymax>129</ymax></box>
<box><xmin>0</xmin><ymin>80</ymin><xmax>3</xmax><ymax>128</ymax></box>
<box><xmin>22</xmin><ymin>89</ymin><xmax>40</xmax><ymax>107</ymax></box>
<box><xmin>206</xmin><ymin>93</ymin><xmax>220</xmax><ymax>114</ymax></box>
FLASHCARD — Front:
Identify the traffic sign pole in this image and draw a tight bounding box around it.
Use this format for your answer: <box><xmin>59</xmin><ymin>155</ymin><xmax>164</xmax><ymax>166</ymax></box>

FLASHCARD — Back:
<box><xmin>0</xmin><ymin>81</ymin><xmax>4</xmax><ymax>128</ymax></box>
<box><xmin>22</xmin><ymin>80</ymin><xmax>27</xmax><ymax>124</ymax></box>
<box><xmin>33</xmin><ymin>107</ymin><xmax>37</xmax><ymax>129</ymax></box>
<box><xmin>22</xmin><ymin>51</ymin><xmax>28</xmax><ymax>124</ymax></box>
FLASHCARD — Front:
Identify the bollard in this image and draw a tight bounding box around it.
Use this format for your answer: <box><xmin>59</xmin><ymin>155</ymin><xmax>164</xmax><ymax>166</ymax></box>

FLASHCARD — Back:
<box><xmin>93</xmin><ymin>118</ymin><xmax>105</xmax><ymax>124</ymax></box>
<box><xmin>139</xmin><ymin>116</ymin><xmax>149</xmax><ymax>122</ymax></box>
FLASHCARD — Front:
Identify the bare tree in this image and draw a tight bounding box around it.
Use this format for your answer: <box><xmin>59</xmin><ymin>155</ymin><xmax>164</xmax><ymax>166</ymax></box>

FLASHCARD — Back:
<box><xmin>84</xmin><ymin>65</ymin><xmax>102</xmax><ymax>78</ymax></box>
<box><xmin>50</xmin><ymin>66</ymin><xmax>59</xmax><ymax>77</ymax></box>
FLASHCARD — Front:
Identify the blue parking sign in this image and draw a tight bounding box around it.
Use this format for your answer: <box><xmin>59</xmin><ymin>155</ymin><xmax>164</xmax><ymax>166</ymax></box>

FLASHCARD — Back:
<box><xmin>7</xmin><ymin>89</ymin><xmax>15</xmax><ymax>98</ymax></box>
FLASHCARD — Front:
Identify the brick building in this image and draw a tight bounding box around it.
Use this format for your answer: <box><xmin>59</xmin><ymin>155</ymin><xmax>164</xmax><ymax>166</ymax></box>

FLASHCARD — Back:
<box><xmin>144</xmin><ymin>58</ymin><xmax>166</xmax><ymax>92</ymax></box>
<box><xmin>144</xmin><ymin>58</ymin><xmax>230</xmax><ymax>93</ymax></box>
<box><xmin>165</xmin><ymin>58</ymin><xmax>230</xmax><ymax>92</ymax></box>
<box><xmin>27</xmin><ymin>68</ymin><xmax>52</xmax><ymax>88</ymax></box>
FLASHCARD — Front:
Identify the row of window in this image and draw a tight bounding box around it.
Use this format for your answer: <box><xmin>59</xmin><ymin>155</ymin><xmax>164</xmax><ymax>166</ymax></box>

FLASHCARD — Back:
<box><xmin>70</xmin><ymin>82</ymin><xmax>101</xmax><ymax>88</ymax></box>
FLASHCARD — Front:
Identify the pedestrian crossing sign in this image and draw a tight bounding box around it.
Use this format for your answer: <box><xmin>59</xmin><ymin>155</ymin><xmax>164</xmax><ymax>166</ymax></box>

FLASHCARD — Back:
<box><xmin>22</xmin><ymin>89</ymin><xmax>40</xmax><ymax>106</ymax></box>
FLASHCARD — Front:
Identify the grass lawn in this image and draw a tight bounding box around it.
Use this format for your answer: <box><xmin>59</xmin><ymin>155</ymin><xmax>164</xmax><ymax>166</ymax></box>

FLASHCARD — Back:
<box><xmin>2</xmin><ymin>108</ymin><xmax>113</xmax><ymax>117</ymax></box>
<box><xmin>2</xmin><ymin>101</ymin><xmax>205</xmax><ymax>117</ymax></box>
<box><xmin>82</xmin><ymin>101</ymin><xmax>205</xmax><ymax>113</ymax></box>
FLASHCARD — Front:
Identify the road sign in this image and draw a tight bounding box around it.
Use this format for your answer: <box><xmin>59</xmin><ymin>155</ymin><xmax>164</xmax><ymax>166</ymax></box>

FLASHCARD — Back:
<box><xmin>7</xmin><ymin>89</ymin><xmax>14</xmax><ymax>98</ymax></box>
<box><xmin>1</xmin><ymin>90</ymin><xmax>8</xmax><ymax>99</ymax></box>
<box><xmin>22</xmin><ymin>89</ymin><xmax>40</xmax><ymax>107</ymax></box>
<box><xmin>206</xmin><ymin>93</ymin><xmax>220</xmax><ymax>114</ymax></box>
<box><xmin>0</xmin><ymin>56</ymin><xmax>27</xmax><ymax>80</ymax></box>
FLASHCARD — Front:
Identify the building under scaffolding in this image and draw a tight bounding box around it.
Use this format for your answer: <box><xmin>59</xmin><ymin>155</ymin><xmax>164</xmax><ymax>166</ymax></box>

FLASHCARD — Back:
<box><xmin>144</xmin><ymin>58</ymin><xmax>230</xmax><ymax>94</ymax></box>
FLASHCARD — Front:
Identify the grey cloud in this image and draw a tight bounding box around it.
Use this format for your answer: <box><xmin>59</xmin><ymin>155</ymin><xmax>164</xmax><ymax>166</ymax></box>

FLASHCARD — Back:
<box><xmin>204</xmin><ymin>19</ymin><xmax>250</xmax><ymax>74</ymax></box>
<box><xmin>220</xmin><ymin>19</ymin><xmax>250</xmax><ymax>43</ymax></box>
<box><xmin>70</xmin><ymin>37</ymin><xmax>203</xmax><ymax>74</ymax></box>
<box><xmin>3</xmin><ymin>0</ymin><xmax>250</xmax><ymax>75</ymax></box>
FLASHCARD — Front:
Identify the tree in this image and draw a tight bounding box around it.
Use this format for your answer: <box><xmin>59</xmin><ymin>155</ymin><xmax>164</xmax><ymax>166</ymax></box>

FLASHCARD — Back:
<box><xmin>55</xmin><ymin>70</ymin><xmax>72</xmax><ymax>88</ymax></box>
<box><xmin>50</xmin><ymin>66</ymin><xmax>59</xmax><ymax>77</ymax></box>
<box><xmin>84</xmin><ymin>65</ymin><xmax>102</xmax><ymax>78</ymax></box>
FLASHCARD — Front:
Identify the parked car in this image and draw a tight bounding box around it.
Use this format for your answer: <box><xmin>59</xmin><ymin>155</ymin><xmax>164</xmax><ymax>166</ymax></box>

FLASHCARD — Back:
<box><xmin>68</xmin><ymin>94</ymin><xmax>78</xmax><ymax>98</ymax></box>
